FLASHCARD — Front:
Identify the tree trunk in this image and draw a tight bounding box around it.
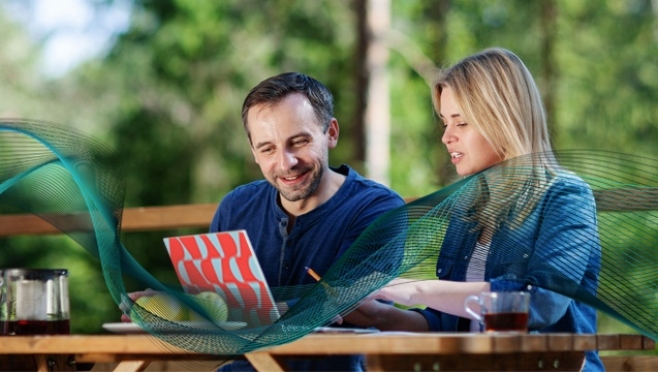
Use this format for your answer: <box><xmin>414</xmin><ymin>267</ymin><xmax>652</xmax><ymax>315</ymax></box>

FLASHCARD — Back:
<box><xmin>364</xmin><ymin>0</ymin><xmax>391</xmax><ymax>185</ymax></box>
<box><xmin>352</xmin><ymin>0</ymin><xmax>367</xmax><ymax>168</ymax></box>
<box><xmin>540</xmin><ymin>0</ymin><xmax>558</xmax><ymax>143</ymax></box>
<box><xmin>427</xmin><ymin>0</ymin><xmax>452</xmax><ymax>186</ymax></box>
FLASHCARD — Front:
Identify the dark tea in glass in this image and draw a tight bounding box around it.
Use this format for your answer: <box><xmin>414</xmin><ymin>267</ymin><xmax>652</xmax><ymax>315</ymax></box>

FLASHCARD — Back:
<box><xmin>465</xmin><ymin>291</ymin><xmax>530</xmax><ymax>333</ymax></box>
<box><xmin>1</xmin><ymin>319</ymin><xmax>71</xmax><ymax>335</ymax></box>
<box><xmin>483</xmin><ymin>311</ymin><xmax>528</xmax><ymax>333</ymax></box>
<box><xmin>0</xmin><ymin>268</ymin><xmax>70</xmax><ymax>335</ymax></box>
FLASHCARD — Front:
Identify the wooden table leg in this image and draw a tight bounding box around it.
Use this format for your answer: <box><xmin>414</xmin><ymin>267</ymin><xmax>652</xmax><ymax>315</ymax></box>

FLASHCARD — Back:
<box><xmin>33</xmin><ymin>355</ymin><xmax>76</xmax><ymax>372</ymax></box>
<box><xmin>245</xmin><ymin>352</ymin><xmax>286</xmax><ymax>372</ymax></box>
<box><xmin>112</xmin><ymin>360</ymin><xmax>151</xmax><ymax>372</ymax></box>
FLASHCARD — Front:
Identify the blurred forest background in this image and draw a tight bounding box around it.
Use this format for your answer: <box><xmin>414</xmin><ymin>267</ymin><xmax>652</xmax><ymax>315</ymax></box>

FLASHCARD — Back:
<box><xmin>1</xmin><ymin>0</ymin><xmax>657</xmax><ymax>337</ymax></box>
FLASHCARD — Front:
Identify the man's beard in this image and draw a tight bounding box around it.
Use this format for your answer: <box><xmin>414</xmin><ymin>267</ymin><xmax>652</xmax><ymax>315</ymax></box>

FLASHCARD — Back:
<box><xmin>276</xmin><ymin>165</ymin><xmax>324</xmax><ymax>202</ymax></box>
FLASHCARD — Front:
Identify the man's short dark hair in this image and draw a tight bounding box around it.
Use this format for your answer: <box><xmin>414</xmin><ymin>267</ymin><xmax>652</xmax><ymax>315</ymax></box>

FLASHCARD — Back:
<box><xmin>241</xmin><ymin>72</ymin><xmax>335</xmax><ymax>137</ymax></box>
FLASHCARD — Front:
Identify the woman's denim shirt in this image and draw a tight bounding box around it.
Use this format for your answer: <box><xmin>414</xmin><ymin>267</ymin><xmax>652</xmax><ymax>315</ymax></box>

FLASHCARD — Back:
<box><xmin>413</xmin><ymin>173</ymin><xmax>603</xmax><ymax>370</ymax></box>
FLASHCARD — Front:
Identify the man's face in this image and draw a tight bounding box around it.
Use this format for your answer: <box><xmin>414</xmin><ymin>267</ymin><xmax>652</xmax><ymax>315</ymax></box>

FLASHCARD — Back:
<box><xmin>247</xmin><ymin>93</ymin><xmax>338</xmax><ymax>202</ymax></box>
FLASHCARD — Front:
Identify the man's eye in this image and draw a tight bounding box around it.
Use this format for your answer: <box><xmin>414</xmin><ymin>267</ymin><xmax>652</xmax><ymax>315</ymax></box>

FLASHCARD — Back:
<box><xmin>260</xmin><ymin>147</ymin><xmax>274</xmax><ymax>154</ymax></box>
<box><xmin>293</xmin><ymin>139</ymin><xmax>309</xmax><ymax>147</ymax></box>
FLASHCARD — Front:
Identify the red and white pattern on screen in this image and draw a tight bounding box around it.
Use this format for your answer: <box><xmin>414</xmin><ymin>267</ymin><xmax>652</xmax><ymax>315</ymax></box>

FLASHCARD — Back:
<box><xmin>165</xmin><ymin>230</ymin><xmax>279</xmax><ymax>326</ymax></box>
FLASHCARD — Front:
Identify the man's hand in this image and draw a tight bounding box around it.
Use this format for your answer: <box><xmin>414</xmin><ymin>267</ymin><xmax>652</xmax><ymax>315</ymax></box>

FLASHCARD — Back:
<box><xmin>119</xmin><ymin>288</ymin><xmax>157</xmax><ymax>322</ymax></box>
<box><xmin>340</xmin><ymin>294</ymin><xmax>388</xmax><ymax>328</ymax></box>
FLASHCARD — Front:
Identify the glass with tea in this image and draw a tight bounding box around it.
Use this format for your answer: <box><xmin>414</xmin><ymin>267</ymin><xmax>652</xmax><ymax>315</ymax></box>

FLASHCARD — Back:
<box><xmin>0</xmin><ymin>268</ymin><xmax>70</xmax><ymax>335</ymax></box>
<box><xmin>464</xmin><ymin>291</ymin><xmax>530</xmax><ymax>333</ymax></box>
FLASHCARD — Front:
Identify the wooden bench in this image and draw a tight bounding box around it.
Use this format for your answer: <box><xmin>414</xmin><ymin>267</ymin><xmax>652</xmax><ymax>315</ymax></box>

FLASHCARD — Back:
<box><xmin>1</xmin><ymin>202</ymin><xmax>656</xmax><ymax>370</ymax></box>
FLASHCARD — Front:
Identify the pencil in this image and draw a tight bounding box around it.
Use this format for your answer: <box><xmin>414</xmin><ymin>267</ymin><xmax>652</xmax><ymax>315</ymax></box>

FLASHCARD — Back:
<box><xmin>305</xmin><ymin>266</ymin><xmax>322</xmax><ymax>281</ymax></box>
<box><xmin>305</xmin><ymin>266</ymin><xmax>337</xmax><ymax>296</ymax></box>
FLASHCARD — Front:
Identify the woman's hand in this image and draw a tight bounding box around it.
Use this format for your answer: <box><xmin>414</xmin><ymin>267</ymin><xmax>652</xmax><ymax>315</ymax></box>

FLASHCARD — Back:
<box><xmin>376</xmin><ymin>278</ymin><xmax>423</xmax><ymax>307</ymax></box>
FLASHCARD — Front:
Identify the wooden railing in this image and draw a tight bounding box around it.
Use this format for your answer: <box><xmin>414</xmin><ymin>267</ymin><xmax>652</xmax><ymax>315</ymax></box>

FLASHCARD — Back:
<box><xmin>1</xmin><ymin>200</ymin><xmax>656</xmax><ymax>370</ymax></box>
<box><xmin>0</xmin><ymin>203</ymin><xmax>218</xmax><ymax>237</ymax></box>
<box><xmin>1</xmin><ymin>187</ymin><xmax>655</xmax><ymax>237</ymax></box>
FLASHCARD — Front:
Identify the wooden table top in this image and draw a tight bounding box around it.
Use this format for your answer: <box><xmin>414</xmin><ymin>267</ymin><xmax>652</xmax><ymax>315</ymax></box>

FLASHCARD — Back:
<box><xmin>0</xmin><ymin>332</ymin><xmax>653</xmax><ymax>356</ymax></box>
<box><xmin>0</xmin><ymin>333</ymin><xmax>654</xmax><ymax>372</ymax></box>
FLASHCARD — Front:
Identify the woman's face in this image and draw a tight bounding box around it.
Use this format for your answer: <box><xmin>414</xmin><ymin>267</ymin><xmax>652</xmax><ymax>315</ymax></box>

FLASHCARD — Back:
<box><xmin>440</xmin><ymin>86</ymin><xmax>503</xmax><ymax>176</ymax></box>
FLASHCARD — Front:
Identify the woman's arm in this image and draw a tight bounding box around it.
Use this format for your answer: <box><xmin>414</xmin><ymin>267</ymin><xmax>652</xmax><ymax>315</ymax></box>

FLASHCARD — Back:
<box><xmin>377</xmin><ymin>278</ymin><xmax>490</xmax><ymax>320</ymax></box>
<box><xmin>344</xmin><ymin>278</ymin><xmax>490</xmax><ymax>330</ymax></box>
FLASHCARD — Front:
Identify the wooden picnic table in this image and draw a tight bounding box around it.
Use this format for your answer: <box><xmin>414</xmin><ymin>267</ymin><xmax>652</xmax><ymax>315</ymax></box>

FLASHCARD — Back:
<box><xmin>0</xmin><ymin>332</ymin><xmax>654</xmax><ymax>371</ymax></box>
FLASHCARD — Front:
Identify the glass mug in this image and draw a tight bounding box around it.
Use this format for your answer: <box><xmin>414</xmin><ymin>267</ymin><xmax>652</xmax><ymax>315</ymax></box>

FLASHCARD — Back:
<box><xmin>464</xmin><ymin>291</ymin><xmax>530</xmax><ymax>333</ymax></box>
<box><xmin>0</xmin><ymin>268</ymin><xmax>70</xmax><ymax>335</ymax></box>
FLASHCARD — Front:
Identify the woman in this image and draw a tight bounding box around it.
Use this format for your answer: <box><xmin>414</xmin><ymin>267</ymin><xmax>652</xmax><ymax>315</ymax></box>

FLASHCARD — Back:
<box><xmin>345</xmin><ymin>48</ymin><xmax>603</xmax><ymax>371</ymax></box>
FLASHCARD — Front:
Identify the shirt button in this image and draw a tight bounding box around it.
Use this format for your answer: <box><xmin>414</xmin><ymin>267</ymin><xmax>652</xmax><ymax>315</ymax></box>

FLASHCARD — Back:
<box><xmin>437</xmin><ymin>269</ymin><xmax>442</xmax><ymax>274</ymax></box>
<box><xmin>523</xmin><ymin>254</ymin><xmax>529</xmax><ymax>258</ymax></box>
<box><xmin>284</xmin><ymin>265</ymin><xmax>290</xmax><ymax>270</ymax></box>
<box><xmin>527</xmin><ymin>285</ymin><xmax>533</xmax><ymax>290</ymax></box>
<box><xmin>464</xmin><ymin>255</ymin><xmax>468</xmax><ymax>260</ymax></box>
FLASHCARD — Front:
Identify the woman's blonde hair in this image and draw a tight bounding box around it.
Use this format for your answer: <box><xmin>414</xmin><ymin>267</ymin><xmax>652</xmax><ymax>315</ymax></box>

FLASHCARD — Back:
<box><xmin>435</xmin><ymin>48</ymin><xmax>559</xmax><ymax>231</ymax></box>
<box><xmin>433</xmin><ymin>47</ymin><xmax>553</xmax><ymax>160</ymax></box>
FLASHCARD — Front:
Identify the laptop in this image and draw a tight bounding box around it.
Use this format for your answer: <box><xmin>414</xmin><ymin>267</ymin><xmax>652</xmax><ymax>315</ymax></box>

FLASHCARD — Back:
<box><xmin>164</xmin><ymin>230</ymin><xmax>280</xmax><ymax>326</ymax></box>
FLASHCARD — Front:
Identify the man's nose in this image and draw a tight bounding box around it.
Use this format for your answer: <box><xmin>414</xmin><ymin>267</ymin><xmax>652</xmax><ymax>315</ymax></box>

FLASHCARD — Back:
<box><xmin>278</xmin><ymin>150</ymin><xmax>298</xmax><ymax>170</ymax></box>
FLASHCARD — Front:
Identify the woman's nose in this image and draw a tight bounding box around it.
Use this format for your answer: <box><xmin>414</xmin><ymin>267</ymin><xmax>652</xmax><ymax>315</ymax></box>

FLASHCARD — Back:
<box><xmin>442</xmin><ymin>127</ymin><xmax>455</xmax><ymax>145</ymax></box>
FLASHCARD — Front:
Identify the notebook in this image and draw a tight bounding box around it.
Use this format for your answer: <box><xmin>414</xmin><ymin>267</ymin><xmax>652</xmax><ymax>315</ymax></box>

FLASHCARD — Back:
<box><xmin>164</xmin><ymin>230</ymin><xmax>280</xmax><ymax>326</ymax></box>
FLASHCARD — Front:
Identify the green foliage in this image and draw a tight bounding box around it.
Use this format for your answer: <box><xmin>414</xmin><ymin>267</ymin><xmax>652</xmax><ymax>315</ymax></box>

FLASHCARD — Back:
<box><xmin>2</xmin><ymin>0</ymin><xmax>658</xmax><ymax>336</ymax></box>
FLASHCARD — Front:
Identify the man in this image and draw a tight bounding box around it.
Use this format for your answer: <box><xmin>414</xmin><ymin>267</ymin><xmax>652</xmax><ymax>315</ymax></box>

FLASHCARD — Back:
<box><xmin>211</xmin><ymin>72</ymin><xmax>404</xmax><ymax>371</ymax></box>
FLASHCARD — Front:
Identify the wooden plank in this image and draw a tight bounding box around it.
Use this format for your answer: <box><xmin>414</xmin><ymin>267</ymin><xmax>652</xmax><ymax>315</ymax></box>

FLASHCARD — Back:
<box><xmin>0</xmin><ymin>188</ymin><xmax>654</xmax><ymax>237</ymax></box>
<box><xmin>0</xmin><ymin>334</ymin><xmax>653</xmax><ymax>371</ymax></box>
<box><xmin>491</xmin><ymin>333</ymin><xmax>520</xmax><ymax>353</ymax></box>
<box><xmin>601</xmin><ymin>355</ymin><xmax>658</xmax><ymax>371</ymax></box>
<box><xmin>112</xmin><ymin>360</ymin><xmax>150</xmax><ymax>372</ymax></box>
<box><xmin>34</xmin><ymin>355</ymin><xmax>76</xmax><ymax>372</ymax></box>
<box><xmin>620</xmin><ymin>334</ymin><xmax>644</xmax><ymax>350</ymax></box>
<box><xmin>0</xmin><ymin>335</ymin><xmax>190</xmax><ymax>355</ymax></box>
<box><xmin>244</xmin><ymin>352</ymin><xmax>285</xmax><ymax>372</ymax></box>
<box><xmin>120</xmin><ymin>204</ymin><xmax>217</xmax><ymax>231</ymax></box>
<box><xmin>0</xmin><ymin>203</ymin><xmax>217</xmax><ymax>236</ymax></box>
<box><xmin>547</xmin><ymin>334</ymin><xmax>574</xmax><ymax>351</ymax></box>
<box><xmin>594</xmin><ymin>188</ymin><xmax>658</xmax><ymax>212</ymax></box>
<box><xmin>572</xmin><ymin>333</ymin><xmax>596</xmax><ymax>351</ymax></box>
<box><xmin>1</xmin><ymin>198</ymin><xmax>418</xmax><ymax>237</ymax></box>
<box><xmin>35</xmin><ymin>355</ymin><xmax>49</xmax><ymax>372</ymax></box>
<box><xmin>366</xmin><ymin>352</ymin><xmax>585</xmax><ymax>371</ymax></box>
<box><xmin>520</xmin><ymin>334</ymin><xmax>547</xmax><ymax>352</ymax></box>
<box><xmin>256</xmin><ymin>334</ymin><xmax>496</xmax><ymax>355</ymax></box>
<box><xmin>597</xmin><ymin>334</ymin><xmax>621</xmax><ymax>350</ymax></box>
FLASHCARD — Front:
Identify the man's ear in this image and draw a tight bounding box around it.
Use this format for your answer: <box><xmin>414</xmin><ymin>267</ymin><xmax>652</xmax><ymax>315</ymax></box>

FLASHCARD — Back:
<box><xmin>327</xmin><ymin>118</ymin><xmax>339</xmax><ymax>149</ymax></box>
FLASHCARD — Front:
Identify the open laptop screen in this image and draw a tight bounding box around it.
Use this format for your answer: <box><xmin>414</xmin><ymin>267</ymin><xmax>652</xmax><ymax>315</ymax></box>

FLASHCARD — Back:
<box><xmin>164</xmin><ymin>230</ymin><xmax>280</xmax><ymax>326</ymax></box>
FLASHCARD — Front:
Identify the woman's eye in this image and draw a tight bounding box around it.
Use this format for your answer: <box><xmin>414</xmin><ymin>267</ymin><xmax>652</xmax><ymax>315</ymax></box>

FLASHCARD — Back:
<box><xmin>456</xmin><ymin>122</ymin><xmax>467</xmax><ymax>127</ymax></box>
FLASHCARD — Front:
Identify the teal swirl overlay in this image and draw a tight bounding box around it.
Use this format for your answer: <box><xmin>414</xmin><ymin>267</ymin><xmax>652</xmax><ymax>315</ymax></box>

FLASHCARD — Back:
<box><xmin>1</xmin><ymin>120</ymin><xmax>656</xmax><ymax>356</ymax></box>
